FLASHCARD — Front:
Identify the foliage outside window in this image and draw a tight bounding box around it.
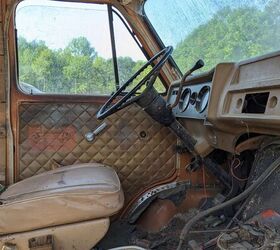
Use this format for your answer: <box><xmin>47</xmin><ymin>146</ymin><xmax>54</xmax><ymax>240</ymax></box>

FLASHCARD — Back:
<box><xmin>145</xmin><ymin>0</ymin><xmax>280</xmax><ymax>73</ymax></box>
<box><xmin>16</xmin><ymin>0</ymin><xmax>165</xmax><ymax>95</ymax></box>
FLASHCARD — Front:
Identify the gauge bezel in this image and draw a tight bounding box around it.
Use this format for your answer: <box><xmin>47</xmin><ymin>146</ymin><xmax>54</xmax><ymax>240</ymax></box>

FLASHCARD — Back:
<box><xmin>196</xmin><ymin>86</ymin><xmax>210</xmax><ymax>113</ymax></box>
<box><xmin>179</xmin><ymin>88</ymin><xmax>191</xmax><ymax>112</ymax></box>
<box><xmin>190</xmin><ymin>92</ymin><xmax>197</xmax><ymax>105</ymax></box>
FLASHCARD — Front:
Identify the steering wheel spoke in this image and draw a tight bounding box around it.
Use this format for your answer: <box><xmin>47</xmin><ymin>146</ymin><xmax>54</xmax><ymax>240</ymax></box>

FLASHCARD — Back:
<box><xmin>97</xmin><ymin>46</ymin><xmax>173</xmax><ymax>120</ymax></box>
<box><xmin>118</xmin><ymin>95</ymin><xmax>141</xmax><ymax>110</ymax></box>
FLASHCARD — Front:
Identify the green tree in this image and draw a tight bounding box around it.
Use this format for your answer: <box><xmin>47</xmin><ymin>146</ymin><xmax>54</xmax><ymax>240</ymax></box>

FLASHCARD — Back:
<box><xmin>18</xmin><ymin>37</ymin><xmax>53</xmax><ymax>90</ymax></box>
<box><xmin>62</xmin><ymin>37</ymin><xmax>97</xmax><ymax>94</ymax></box>
<box><xmin>33</xmin><ymin>48</ymin><xmax>66</xmax><ymax>92</ymax></box>
<box><xmin>92</xmin><ymin>57</ymin><xmax>115</xmax><ymax>94</ymax></box>
<box><xmin>65</xmin><ymin>37</ymin><xmax>97</xmax><ymax>59</ymax></box>
<box><xmin>118</xmin><ymin>57</ymin><xmax>136</xmax><ymax>84</ymax></box>
<box><xmin>17</xmin><ymin>36</ymin><xmax>165</xmax><ymax>95</ymax></box>
<box><xmin>173</xmin><ymin>4</ymin><xmax>280</xmax><ymax>72</ymax></box>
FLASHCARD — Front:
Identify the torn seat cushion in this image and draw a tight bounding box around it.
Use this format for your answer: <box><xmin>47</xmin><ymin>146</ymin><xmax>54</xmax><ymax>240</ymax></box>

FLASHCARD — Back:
<box><xmin>0</xmin><ymin>163</ymin><xmax>124</xmax><ymax>234</ymax></box>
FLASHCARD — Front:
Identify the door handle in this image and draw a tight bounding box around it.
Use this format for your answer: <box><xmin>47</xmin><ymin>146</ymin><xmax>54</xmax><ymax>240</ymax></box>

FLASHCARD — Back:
<box><xmin>85</xmin><ymin>122</ymin><xmax>107</xmax><ymax>142</ymax></box>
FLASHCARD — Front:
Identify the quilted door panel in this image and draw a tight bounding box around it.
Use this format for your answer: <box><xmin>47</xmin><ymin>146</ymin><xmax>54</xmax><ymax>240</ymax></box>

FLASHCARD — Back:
<box><xmin>18</xmin><ymin>103</ymin><xmax>177</xmax><ymax>201</ymax></box>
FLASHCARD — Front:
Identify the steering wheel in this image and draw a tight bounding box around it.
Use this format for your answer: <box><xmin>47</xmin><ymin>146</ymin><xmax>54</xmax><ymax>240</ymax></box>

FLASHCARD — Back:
<box><xmin>96</xmin><ymin>46</ymin><xmax>173</xmax><ymax>120</ymax></box>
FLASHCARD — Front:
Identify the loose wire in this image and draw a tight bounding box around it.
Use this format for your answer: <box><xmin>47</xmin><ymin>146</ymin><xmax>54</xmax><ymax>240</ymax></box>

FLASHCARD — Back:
<box><xmin>176</xmin><ymin>155</ymin><xmax>280</xmax><ymax>250</ymax></box>
<box><xmin>230</xmin><ymin>157</ymin><xmax>248</xmax><ymax>182</ymax></box>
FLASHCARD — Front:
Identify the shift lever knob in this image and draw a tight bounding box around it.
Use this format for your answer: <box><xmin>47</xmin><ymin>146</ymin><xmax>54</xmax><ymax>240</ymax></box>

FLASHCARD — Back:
<box><xmin>190</xmin><ymin>59</ymin><xmax>204</xmax><ymax>72</ymax></box>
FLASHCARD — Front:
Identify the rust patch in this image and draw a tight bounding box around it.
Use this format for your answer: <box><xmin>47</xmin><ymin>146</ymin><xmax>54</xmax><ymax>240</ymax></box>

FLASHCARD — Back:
<box><xmin>137</xmin><ymin>199</ymin><xmax>177</xmax><ymax>233</ymax></box>
<box><xmin>261</xmin><ymin>209</ymin><xmax>280</xmax><ymax>219</ymax></box>
<box><xmin>27</xmin><ymin>125</ymin><xmax>77</xmax><ymax>153</ymax></box>
<box><xmin>235</xmin><ymin>135</ymin><xmax>267</xmax><ymax>154</ymax></box>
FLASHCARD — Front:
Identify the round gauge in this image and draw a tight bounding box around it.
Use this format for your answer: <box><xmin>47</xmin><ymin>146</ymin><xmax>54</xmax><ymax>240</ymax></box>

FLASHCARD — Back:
<box><xmin>179</xmin><ymin>88</ymin><xmax>191</xmax><ymax>112</ymax></box>
<box><xmin>196</xmin><ymin>86</ymin><xmax>210</xmax><ymax>113</ymax></box>
<box><xmin>190</xmin><ymin>92</ymin><xmax>197</xmax><ymax>105</ymax></box>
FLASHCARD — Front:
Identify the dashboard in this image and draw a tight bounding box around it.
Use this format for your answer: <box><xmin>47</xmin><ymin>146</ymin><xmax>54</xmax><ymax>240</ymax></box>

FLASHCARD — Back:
<box><xmin>167</xmin><ymin>82</ymin><xmax>211</xmax><ymax>119</ymax></box>
<box><xmin>166</xmin><ymin>51</ymin><xmax>280</xmax><ymax>156</ymax></box>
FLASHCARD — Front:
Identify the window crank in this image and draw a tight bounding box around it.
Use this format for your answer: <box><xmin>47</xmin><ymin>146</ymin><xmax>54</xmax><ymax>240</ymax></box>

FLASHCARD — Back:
<box><xmin>85</xmin><ymin>122</ymin><xmax>107</xmax><ymax>142</ymax></box>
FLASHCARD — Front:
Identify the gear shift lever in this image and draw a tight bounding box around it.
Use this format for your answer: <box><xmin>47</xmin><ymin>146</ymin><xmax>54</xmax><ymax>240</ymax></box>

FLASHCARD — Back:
<box><xmin>167</xmin><ymin>59</ymin><xmax>204</xmax><ymax>109</ymax></box>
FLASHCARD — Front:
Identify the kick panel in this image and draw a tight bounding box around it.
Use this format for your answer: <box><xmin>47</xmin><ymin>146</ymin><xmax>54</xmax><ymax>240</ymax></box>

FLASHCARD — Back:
<box><xmin>18</xmin><ymin>103</ymin><xmax>177</xmax><ymax>201</ymax></box>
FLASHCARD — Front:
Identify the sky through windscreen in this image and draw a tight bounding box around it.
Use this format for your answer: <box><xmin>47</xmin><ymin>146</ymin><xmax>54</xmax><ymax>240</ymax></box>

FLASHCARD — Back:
<box><xmin>16</xmin><ymin>0</ymin><xmax>145</xmax><ymax>60</ymax></box>
<box><xmin>145</xmin><ymin>0</ymin><xmax>269</xmax><ymax>48</ymax></box>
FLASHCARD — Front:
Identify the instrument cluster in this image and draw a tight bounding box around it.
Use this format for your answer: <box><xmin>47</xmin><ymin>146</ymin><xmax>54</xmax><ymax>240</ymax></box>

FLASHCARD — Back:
<box><xmin>168</xmin><ymin>82</ymin><xmax>211</xmax><ymax>119</ymax></box>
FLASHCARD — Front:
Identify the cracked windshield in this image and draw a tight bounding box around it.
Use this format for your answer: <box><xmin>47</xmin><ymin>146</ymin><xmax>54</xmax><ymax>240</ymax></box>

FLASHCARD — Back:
<box><xmin>16</xmin><ymin>0</ymin><xmax>164</xmax><ymax>95</ymax></box>
<box><xmin>145</xmin><ymin>0</ymin><xmax>280</xmax><ymax>73</ymax></box>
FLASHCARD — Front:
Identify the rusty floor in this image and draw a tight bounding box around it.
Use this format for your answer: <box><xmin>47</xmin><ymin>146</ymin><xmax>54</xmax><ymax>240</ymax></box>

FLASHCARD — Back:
<box><xmin>96</xmin><ymin>203</ymin><xmax>223</xmax><ymax>250</ymax></box>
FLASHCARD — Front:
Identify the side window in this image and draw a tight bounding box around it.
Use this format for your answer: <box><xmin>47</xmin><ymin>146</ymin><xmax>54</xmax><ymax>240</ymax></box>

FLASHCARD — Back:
<box><xmin>16</xmin><ymin>1</ymin><xmax>115</xmax><ymax>95</ymax></box>
<box><xmin>15</xmin><ymin>0</ymin><xmax>166</xmax><ymax>95</ymax></box>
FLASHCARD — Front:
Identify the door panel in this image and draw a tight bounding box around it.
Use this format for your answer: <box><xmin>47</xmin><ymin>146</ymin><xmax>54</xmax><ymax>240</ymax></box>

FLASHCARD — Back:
<box><xmin>10</xmin><ymin>0</ymin><xmax>178</xmax><ymax>205</ymax></box>
<box><xmin>18</xmin><ymin>102</ymin><xmax>177</xmax><ymax>202</ymax></box>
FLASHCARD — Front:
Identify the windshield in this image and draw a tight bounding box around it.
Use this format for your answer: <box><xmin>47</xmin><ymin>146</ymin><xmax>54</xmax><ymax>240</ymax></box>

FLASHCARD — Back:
<box><xmin>145</xmin><ymin>0</ymin><xmax>280</xmax><ymax>73</ymax></box>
